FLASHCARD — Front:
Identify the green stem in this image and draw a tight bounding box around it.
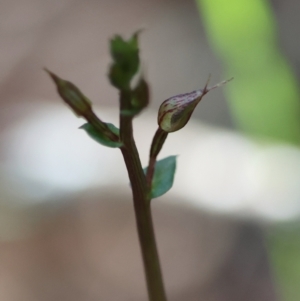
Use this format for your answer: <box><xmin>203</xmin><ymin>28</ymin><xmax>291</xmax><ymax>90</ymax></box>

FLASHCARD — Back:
<box><xmin>119</xmin><ymin>92</ymin><xmax>167</xmax><ymax>301</ymax></box>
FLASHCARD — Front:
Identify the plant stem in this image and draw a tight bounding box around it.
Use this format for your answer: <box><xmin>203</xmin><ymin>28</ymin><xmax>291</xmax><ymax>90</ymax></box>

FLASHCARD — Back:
<box><xmin>146</xmin><ymin>156</ymin><xmax>156</xmax><ymax>189</ymax></box>
<box><xmin>146</xmin><ymin>127</ymin><xmax>168</xmax><ymax>189</ymax></box>
<box><xmin>119</xmin><ymin>92</ymin><xmax>167</xmax><ymax>301</ymax></box>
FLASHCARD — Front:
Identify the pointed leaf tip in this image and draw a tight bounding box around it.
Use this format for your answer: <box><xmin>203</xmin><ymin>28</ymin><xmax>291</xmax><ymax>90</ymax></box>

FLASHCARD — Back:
<box><xmin>44</xmin><ymin>68</ymin><xmax>58</xmax><ymax>82</ymax></box>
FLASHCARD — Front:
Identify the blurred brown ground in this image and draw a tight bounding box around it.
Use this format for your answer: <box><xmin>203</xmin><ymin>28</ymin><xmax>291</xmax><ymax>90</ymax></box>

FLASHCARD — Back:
<box><xmin>0</xmin><ymin>190</ymin><xmax>277</xmax><ymax>301</ymax></box>
<box><xmin>1</xmin><ymin>0</ymin><xmax>299</xmax><ymax>300</ymax></box>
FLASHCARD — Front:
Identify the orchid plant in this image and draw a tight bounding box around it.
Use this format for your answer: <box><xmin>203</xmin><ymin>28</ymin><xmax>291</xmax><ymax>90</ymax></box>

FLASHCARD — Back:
<box><xmin>46</xmin><ymin>32</ymin><xmax>231</xmax><ymax>301</ymax></box>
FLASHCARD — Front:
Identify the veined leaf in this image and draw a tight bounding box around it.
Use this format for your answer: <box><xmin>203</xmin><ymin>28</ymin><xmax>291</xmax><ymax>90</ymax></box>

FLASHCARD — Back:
<box><xmin>80</xmin><ymin>123</ymin><xmax>123</xmax><ymax>148</ymax></box>
<box><xmin>144</xmin><ymin>156</ymin><xmax>177</xmax><ymax>199</ymax></box>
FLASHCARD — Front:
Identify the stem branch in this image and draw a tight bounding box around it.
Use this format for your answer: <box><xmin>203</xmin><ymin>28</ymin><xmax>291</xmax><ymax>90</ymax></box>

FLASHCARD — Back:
<box><xmin>146</xmin><ymin>128</ymin><xmax>168</xmax><ymax>189</ymax></box>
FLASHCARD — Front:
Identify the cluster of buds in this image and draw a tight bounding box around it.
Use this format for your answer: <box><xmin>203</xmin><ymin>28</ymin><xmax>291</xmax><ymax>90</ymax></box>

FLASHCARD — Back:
<box><xmin>158</xmin><ymin>77</ymin><xmax>233</xmax><ymax>133</ymax></box>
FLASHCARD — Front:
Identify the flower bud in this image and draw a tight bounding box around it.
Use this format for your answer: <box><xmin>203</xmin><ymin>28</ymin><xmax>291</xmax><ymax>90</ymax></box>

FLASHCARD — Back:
<box><xmin>158</xmin><ymin>78</ymin><xmax>232</xmax><ymax>132</ymax></box>
<box><xmin>45</xmin><ymin>68</ymin><xmax>92</xmax><ymax>117</ymax></box>
<box><xmin>45</xmin><ymin>68</ymin><xmax>120</xmax><ymax>143</ymax></box>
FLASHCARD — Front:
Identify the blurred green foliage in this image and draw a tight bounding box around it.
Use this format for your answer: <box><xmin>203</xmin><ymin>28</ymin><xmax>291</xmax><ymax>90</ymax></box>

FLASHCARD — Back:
<box><xmin>196</xmin><ymin>0</ymin><xmax>300</xmax><ymax>144</ymax></box>
<box><xmin>270</xmin><ymin>226</ymin><xmax>300</xmax><ymax>301</ymax></box>
<box><xmin>196</xmin><ymin>0</ymin><xmax>300</xmax><ymax>300</ymax></box>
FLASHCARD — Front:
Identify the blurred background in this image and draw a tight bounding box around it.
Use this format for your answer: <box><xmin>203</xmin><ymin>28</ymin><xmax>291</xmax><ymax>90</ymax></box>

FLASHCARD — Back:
<box><xmin>0</xmin><ymin>0</ymin><xmax>300</xmax><ymax>300</ymax></box>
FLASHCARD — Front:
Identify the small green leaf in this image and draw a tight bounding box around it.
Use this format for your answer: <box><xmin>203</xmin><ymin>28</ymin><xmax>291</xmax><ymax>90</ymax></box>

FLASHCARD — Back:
<box><xmin>80</xmin><ymin>123</ymin><xmax>123</xmax><ymax>148</ymax></box>
<box><xmin>108</xmin><ymin>33</ymin><xmax>140</xmax><ymax>90</ymax></box>
<box><xmin>120</xmin><ymin>77</ymin><xmax>150</xmax><ymax>116</ymax></box>
<box><xmin>131</xmin><ymin>77</ymin><xmax>149</xmax><ymax>114</ymax></box>
<box><xmin>144</xmin><ymin>156</ymin><xmax>177</xmax><ymax>199</ymax></box>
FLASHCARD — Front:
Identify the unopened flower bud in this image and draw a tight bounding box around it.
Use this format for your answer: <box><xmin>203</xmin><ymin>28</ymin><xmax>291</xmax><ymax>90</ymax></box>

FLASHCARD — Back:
<box><xmin>158</xmin><ymin>78</ymin><xmax>232</xmax><ymax>132</ymax></box>
<box><xmin>45</xmin><ymin>68</ymin><xmax>120</xmax><ymax>143</ymax></box>
<box><xmin>45</xmin><ymin>68</ymin><xmax>92</xmax><ymax>117</ymax></box>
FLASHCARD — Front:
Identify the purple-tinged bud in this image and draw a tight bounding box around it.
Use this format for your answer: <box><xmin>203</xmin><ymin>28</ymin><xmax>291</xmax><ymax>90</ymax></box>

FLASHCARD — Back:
<box><xmin>158</xmin><ymin>78</ymin><xmax>232</xmax><ymax>132</ymax></box>
<box><xmin>45</xmin><ymin>68</ymin><xmax>120</xmax><ymax>142</ymax></box>
<box><xmin>44</xmin><ymin>68</ymin><xmax>92</xmax><ymax>117</ymax></box>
